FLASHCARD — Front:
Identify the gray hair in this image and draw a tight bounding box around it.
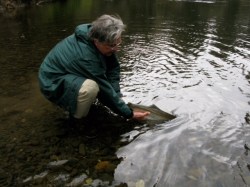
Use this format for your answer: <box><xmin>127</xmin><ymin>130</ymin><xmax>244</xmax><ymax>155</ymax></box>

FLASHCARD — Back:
<box><xmin>89</xmin><ymin>14</ymin><xmax>126</xmax><ymax>43</ymax></box>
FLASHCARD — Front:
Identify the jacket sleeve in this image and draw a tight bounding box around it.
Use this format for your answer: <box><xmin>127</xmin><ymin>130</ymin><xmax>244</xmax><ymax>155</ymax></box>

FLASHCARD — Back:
<box><xmin>73</xmin><ymin>57</ymin><xmax>133</xmax><ymax>119</ymax></box>
<box><xmin>96</xmin><ymin>74</ymin><xmax>133</xmax><ymax>118</ymax></box>
<box><xmin>105</xmin><ymin>54</ymin><xmax>122</xmax><ymax>97</ymax></box>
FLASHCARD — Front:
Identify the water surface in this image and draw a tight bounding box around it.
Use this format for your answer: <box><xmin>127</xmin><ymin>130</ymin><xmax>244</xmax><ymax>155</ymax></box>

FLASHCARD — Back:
<box><xmin>0</xmin><ymin>0</ymin><xmax>250</xmax><ymax>186</ymax></box>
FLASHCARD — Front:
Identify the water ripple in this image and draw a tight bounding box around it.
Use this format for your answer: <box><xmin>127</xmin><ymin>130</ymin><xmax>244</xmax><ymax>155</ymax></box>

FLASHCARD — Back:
<box><xmin>117</xmin><ymin>8</ymin><xmax>250</xmax><ymax>186</ymax></box>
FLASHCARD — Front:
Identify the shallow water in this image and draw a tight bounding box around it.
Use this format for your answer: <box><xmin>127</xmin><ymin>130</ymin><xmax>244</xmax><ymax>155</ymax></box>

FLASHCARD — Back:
<box><xmin>0</xmin><ymin>0</ymin><xmax>250</xmax><ymax>186</ymax></box>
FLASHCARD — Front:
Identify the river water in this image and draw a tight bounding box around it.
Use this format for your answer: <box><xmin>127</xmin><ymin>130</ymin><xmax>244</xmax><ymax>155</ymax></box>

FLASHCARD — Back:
<box><xmin>0</xmin><ymin>0</ymin><xmax>250</xmax><ymax>186</ymax></box>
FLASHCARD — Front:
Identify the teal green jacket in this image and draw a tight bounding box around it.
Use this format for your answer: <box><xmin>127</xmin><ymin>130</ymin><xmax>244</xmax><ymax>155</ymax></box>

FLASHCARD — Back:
<box><xmin>38</xmin><ymin>24</ymin><xmax>133</xmax><ymax>118</ymax></box>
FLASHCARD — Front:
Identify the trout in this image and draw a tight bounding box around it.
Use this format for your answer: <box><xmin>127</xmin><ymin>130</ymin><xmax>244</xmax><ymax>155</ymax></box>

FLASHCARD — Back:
<box><xmin>128</xmin><ymin>102</ymin><xmax>176</xmax><ymax>125</ymax></box>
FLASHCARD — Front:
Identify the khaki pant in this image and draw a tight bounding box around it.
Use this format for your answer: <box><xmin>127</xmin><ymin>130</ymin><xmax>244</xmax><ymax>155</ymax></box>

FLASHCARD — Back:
<box><xmin>74</xmin><ymin>79</ymin><xmax>99</xmax><ymax>119</ymax></box>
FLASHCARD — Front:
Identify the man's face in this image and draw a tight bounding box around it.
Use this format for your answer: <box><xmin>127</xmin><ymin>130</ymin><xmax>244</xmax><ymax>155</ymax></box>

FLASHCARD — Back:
<box><xmin>94</xmin><ymin>37</ymin><xmax>122</xmax><ymax>56</ymax></box>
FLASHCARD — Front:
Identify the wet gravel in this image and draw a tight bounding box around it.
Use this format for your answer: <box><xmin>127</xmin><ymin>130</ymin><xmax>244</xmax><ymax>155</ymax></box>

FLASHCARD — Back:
<box><xmin>0</xmin><ymin>102</ymin><xmax>138</xmax><ymax>187</ymax></box>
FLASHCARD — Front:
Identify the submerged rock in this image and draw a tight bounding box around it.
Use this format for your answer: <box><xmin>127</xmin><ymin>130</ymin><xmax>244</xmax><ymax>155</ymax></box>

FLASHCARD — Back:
<box><xmin>95</xmin><ymin>161</ymin><xmax>116</xmax><ymax>173</ymax></box>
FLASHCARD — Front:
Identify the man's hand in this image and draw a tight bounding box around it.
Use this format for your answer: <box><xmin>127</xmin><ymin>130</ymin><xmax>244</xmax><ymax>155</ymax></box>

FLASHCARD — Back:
<box><xmin>132</xmin><ymin>111</ymin><xmax>150</xmax><ymax>121</ymax></box>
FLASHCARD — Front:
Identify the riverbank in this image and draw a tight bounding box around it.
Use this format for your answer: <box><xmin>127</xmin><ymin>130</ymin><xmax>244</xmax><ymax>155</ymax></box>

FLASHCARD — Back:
<box><xmin>0</xmin><ymin>100</ymin><xmax>138</xmax><ymax>186</ymax></box>
<box><xmin>0</xmin><ymin>0</ymin><xmax>55</xmax><ymax>17</ymax></box>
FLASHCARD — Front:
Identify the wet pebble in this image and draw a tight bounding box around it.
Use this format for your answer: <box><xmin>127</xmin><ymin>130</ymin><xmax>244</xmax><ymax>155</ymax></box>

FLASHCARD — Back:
<box><xmin>47</xmin><ymin>160</ymin><xmax>69</xmax><ymax>171</ymax></box>
<box><xmin>66</xmin><ymin>173</ymin><xmax>87</xmax><ymax>186</ymax></box>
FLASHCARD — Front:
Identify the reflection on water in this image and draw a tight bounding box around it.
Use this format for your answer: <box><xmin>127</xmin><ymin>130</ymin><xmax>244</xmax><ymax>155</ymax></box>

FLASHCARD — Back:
<box><xmin>0</xmin><ymin>0</ymin><xmax>250</xmax><ymax>186</ymax></box>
